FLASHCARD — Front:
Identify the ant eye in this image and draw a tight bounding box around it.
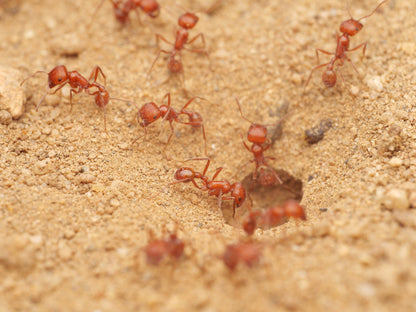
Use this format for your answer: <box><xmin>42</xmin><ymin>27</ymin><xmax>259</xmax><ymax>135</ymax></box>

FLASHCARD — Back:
<box><xmin>356</xmin><ymin>27</ymin><xmax>359</xmax><ymax>31</ymax></box>
<box><xmin>58</xmin><ymin>78</ymin><xmax>62</xmax><ymax>81</ymax></box>
<box><xmin>153</xmin><ymin>115</ymin><xmax>157</xmax><ymax>119</ymax></box>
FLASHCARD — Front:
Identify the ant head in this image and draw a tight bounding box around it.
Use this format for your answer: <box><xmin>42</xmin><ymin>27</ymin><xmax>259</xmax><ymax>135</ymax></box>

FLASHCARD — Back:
<box><xmin>174</xmin><ymin>167</ymin><xmax>194</xmax><ymax>181</ymax></box>
<box><xmin>340</xmin><ymin>19</ymin><xmax>363</xmax><ymax>36</ymax></box>
<box><xmin>139</xmin><ymin>102</ymin><xmax>161</xmax><ymax>126</ymax></box>
<box><xmin>247</xmin><ymin>124</ymin><xmax>268</xmax><ymax>144</ymax></box>
<box><xmin>231</xmin><ymin>182</ymin><xmax>246</xmax><ymax>207</ymax></box>
<box><xmin>178</xmin><ymin>12</ymin><xmax>199</xmax><ymax>29</ymax></box>
<box><xmin>139</xmin><ymin>0</ymin><xmax>160</xmax><ymax>18</ymax></box>
<box><xmin>322</xmin><ymin>69</ymin><xmax>337</xmax><ymax>88</ymax></box>
<box><xmin>166</xmin><ymin>234</ymin><xmax>185</xmax><ymax>259</ymax></box>
<box><xmin>48</xmin><ymin>65</ymin><xmax>69</xmax><ymax>88</ymax></box>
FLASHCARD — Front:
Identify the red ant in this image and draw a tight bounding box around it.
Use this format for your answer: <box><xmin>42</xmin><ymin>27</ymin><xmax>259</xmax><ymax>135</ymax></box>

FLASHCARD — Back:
<box><xmin>148</xmin><ymin>11</ymin><xmax>210</xmax><ymax>83</ymax></box>
<box><xmin>235</xmin><ymin>98</ymin><xmax>285</xmax><ymax>188</ymax></box>
<box><xmin>21</xmin><ymin>65</ymin><xmax>131</xmax><ymax>130</ymax></box>
<box><xmin>171</xmin><ymin>158</ymin><xmax>246</xmax><ymax>217</ymax></box>
<box><xmin>304</xmin><ymin>0</ymin><xmax>388</xmax><ymax>89</ymax></box>
<box><xmin>143</xmin><ymin>228</ymin><xmax>185</xmax><ymax>265</ymax></box>
<box><xmin>242</xmin><ymin>200</ymin><xmax>306</xmax><ymax>236</ymax></box>
<box><xmin>94</xmin><ymin>0</ymin><xmax>160</xmax><ymax>25</ymax></box>
<box><xmin>132</xmin><ymin>93</ymin><xmax>207</xmax><ymax>154</ymax></box>
<box><xmin>222</xmin><ymin>241</ymin><xmax>262</xmax><ymax>271</ymax></box>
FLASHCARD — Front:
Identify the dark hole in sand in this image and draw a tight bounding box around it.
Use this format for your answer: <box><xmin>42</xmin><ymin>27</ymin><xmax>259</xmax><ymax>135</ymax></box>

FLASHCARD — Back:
<box><xmin>221</xmin><ymin>166</ymin><xmax>303</xmax><ymax>229</ymax></box>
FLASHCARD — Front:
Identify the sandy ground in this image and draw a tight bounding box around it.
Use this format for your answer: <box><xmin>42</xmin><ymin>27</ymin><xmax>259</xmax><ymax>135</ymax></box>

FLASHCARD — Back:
<box><xmin>1</xmin><ymin>0</ymin><xmax>416</xmax><ymax>311</ymax></box>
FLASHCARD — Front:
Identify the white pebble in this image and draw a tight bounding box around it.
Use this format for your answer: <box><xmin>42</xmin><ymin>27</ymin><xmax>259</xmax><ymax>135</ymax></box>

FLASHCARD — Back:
<box><xmin>383</xmin><ymin>188</ymin><xmax>409</xmax><ymax>210</ymax></box>
<box><xmin>0</xmin><ymin>66</ymin><xmax>26</xmax><ymax>119</ymax></box>
<box><xmin>366</xmin><ymin>75</ymin><xmax>383</xmax><ymax>92</ymax></box>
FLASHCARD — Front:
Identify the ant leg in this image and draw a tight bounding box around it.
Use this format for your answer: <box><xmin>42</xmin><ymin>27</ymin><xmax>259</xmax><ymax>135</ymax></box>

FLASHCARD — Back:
<box><xmin>155</xmin><ymin>33</ymin><xmax>173</xmax><ymax>50</ymax></box>
<box><xmin>88</xmin><ymin>65</ymin><xmax>106</xmax><ymax>85</ymax></box>
<box><xmin>184</xmin><ymin>157</ymin><xmax>211</xmax><ymax>177</ymax></box>
<box><xmin>348</xmin><ymin>41</ymin><xmax>367</xmax><ymax>60</ymax></box>
<box><xmin>187</xmin><ymin>33</ymin><xmax>206</xmax><ymax>50</ymax></box>
<box><xmin>240</xmin><ymin>133</ymin><xmax>251</xmax><ymax>152</ymax></box>
<box><xmin>303</xmin><ymin>62</ymin><xmax>331</xmax><ymax>92</ymax></box>
<box><xmin>315</xmin><ymin>48</ymin><xmax>333</xmax><ymax>65</ymax></box>
<box><xmin>165</xmin><ymin>121</ymin><xmax>175</xmax><ymax>149</ymax></box>
<box><xmin>346</xmin><ymin>57</ymin><xmax>359</xmax><ymax>74</ymax></box>
<box><xmin>133</xmin><ymin>8</ymin><xmax>144</xmax><ymax>26</ymax></box>
<box><xmin>183</xmin><ymin>47</ymin><xmax>212</xmax><ymax>70</ymax></box>
<box><xmin>132</xmin><ymin>126</ymin><xmax>148</xmax><ymax>145</ymax></box>
<box><xmin>211</xmin><ymin>167</ymin><xmax>223</xmax><ymax>181</ymax></box>
<box><xmin>147</xmin><ymin>49</ymin><xmax>171</xmax><ymax>78</ymax></box>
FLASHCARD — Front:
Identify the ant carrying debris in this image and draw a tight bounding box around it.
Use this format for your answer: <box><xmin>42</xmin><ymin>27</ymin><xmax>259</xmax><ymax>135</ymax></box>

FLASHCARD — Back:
<box><xmin>132</xmin><ymin>93</ymin><xmax>207</xmax><ymax>154</ymax></box>
<box><xmin>222</xmin><ymin>241</ymin><xmax>262</xmax><ymax>271</ymax></box>
<box><xmin>171</xmin><ymin>158</ymin><xmax>246</xmax><ymax>217</ymax></box>
<box><xmin>304</xmin><ymin>0</ymin><xmax>388</xmax><ymax>89</ymax></box>
<box><xmin>21</xmin><ymin>65</ymin><xmax>131</xmax><ymax>130</ymax></box>
<box><xmin>143</xmin><ymin>228</ymin><xmax>185</xmax><ymax>265</ymax></box>
<box><xmin>148</xmin><ymin>11</ymin><xmax>210</xmax><ymax>84</ymax></box>
<box><xmin>93</xmin><ymin>0</ymin><xmax>160</xmax><ymax>25</ymax></box>
<box><xmin>242</xmin><ymin>200</ymin><xmax>306</xmax><ymax>235</ymax></box>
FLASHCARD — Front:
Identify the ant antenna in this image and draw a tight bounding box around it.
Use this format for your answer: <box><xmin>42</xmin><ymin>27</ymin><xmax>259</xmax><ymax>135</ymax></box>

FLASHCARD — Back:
<box><xmin>35</xmin><ymin>85</ymin><xmax>51</xmax><ymax>112</ymax></box>
<box><xmin>20</xmin><ymin>70</ymin><xmax>48</xmax><ymax>87</ymax></box>
<box><xmin>235</xmin><ymin>98</ymin><xmax>283</xmax><ymax>127</ymax></box>
<box><xmin>358</xmin><ymin>0</ymin><xmax>388</xmax><ymax>21</ymax></box>
<box><xmin>346</xmin><ymin>0</ymin><xmax>353</xmax><ymax>19</ymax></box>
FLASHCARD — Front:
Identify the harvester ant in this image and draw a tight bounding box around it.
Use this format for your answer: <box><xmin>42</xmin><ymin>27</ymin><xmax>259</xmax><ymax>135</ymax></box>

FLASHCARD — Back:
<box><xmin>171</xmin><ymin>158</ymin><xmax>246</xmax><ymax>217</ymax></box>
<box><xmin>93</xmin><ymin>0</ymin><xmax>160</xmax><ymax>25</ymax></box>
<box><xmin>235</xmin><ymin>98</ymin><xmax>285</xmax><ymax>188</ymax></box>
<box><xmin>304</xmin><ymin>0</ymin><xmax>388</xmax><ymax>89</ymax></box>
<box><xmin>242</xmin><ymin>200</ymin><xmax>306</xmax><ymax>236</ymax></box>
<box><xmin>143</xmin><ymin>228</ymin><xmax>185</xmax><ymax>265</ymax></box>
<box><xmin>132</xmin><ymin>93</ymin><xmax>207</xmax><ymax>154</ymax></box>
<box><xmin>21</xmin><ymin>65</ymin><xmax>131</xmax><ymax>130</ymax></box>
<box><xmin>222</xmin><ymin>241</ymin><xmax>262</xmax><ymax>271</ymax></box>
<box><xmin>148</xmin><ymin>11</ymin><xmax>210</xmax><ymax>83</ymax></box>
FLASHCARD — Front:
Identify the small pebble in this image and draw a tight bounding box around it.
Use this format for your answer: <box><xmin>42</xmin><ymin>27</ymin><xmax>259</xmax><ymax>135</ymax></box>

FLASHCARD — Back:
<box><xmin>383</xmin><ymin>188</ymin><xmax>409</xmax><ymax>210</ymax></box>
<box><xmin>58</xmin><ymin>240</ymin><xmax>73</xmax><ymax>261</ymax></box>
<box><xmin>365</xmin><ymin>75</ymin><xmax>383</xmax><ymax>92</ymax></box>
<box><xmin>0</xmin><ymin>66</ymin><xmax>26</xmax><ymax>119</ymax></box>
<box><xmin>0</xmin><ymin>110</ymin><xmax>12</xmax><ymax>125</ymax></box>
<box><xmin>389</xmin><ymin>157</ymin><xmax>403</xmax><ymax>167</ymax></box>
<box><xmin>78</xmin><ymin>173</ymin><xmax>96</xmax><ymax>184</ymax></box>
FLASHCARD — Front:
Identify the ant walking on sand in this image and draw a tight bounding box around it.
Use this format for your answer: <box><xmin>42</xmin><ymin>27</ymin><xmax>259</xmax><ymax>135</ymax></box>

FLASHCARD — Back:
<box><xmin>235</xmin><ymin>98</ymin><xmax>287</xmax><ymax>189</ymax></box>
<box><xmin>304</xmin><ymin>0</ymin><xmax>388</xmax><ymax>89</ymax></box>
<box><xmin>242</xmin><ymin>200</ymin><xmax>306</xmax><ymax>235</ymax></box>
<box><xmin>21</xmin><ymin>65</ymin><xmax>131</xmax><ymax>130</ymax></box>
<box><xmin>148</xmin><ymin>11</ymin><xmax>210</xmax><ymax>84</ymax></box>
<box><xmin>93</xmin><ymin>0</ymin><xmax>160</xmax><ymax>25</ymax></box>
<box><xmin>171</xmin><ymin>158</ymin><xmax>246</xmax><ymax>217</ymax></box>
<box><xmin>222</xmin><ymin>241</ymin><xmax>262</xmax><ymax>271</ymax></box>
<box><xmin>143</xmin><ymin>226</ymin><xmax>185</xmax><ymax>265</ymax></box>
<box><xmin>132</xmin><ymin>93</ymin><xmax>207</xmax><ymax>154</ymax></box>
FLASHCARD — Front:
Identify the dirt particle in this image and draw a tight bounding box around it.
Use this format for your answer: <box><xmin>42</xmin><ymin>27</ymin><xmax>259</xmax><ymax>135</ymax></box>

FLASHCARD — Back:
<box><xmin>0</xmin><ymin>66</ymin><xmax>26</xmax><ymax>119</ymax></box>
<box><xmin>0</xmin><ymin>110</ymin><xmax>12</xmax><ymax>125</ymax></box>
<box><xmin>383</xmin><ymin>188</ymin><xmax>409</xmax><ymax>210</ymax></box>
<box><xmin>78</xmin><ymin>173</ymin><xmax>96</xmax><ymax>184</ymax></box>
<box><xmin>389</xmin><ymin>157</ymin><xmax>403</xmax><ymax>167</ymax></box>
<box><xmin>58</xmin><ymin>240</ymin><xmax>73</xmax><ymax>261</ymax></box>
<box><xmin>365</xmin><ymin>75</ymin><xmax>384</xmax><ymax>92</ymax></box>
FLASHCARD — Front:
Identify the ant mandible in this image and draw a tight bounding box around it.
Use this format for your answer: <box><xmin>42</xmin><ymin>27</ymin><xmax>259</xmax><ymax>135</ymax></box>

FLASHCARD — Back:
<box><xmin>132</xmin><ymin>93</ymin><xmax>207</xmax><ymax>155</ymax></box>
<box><xmin>93</xmin><ymin>0</ymin><xmax>160</xmax><ymax>25</ymax></box>
<box><xmin>242</xmin><ymin>200</ymin><xmax>306</xmax><ymax>235</ymax></box>
<box><xmin>21</xmin><ymin>65</ymin><xmax>131</xmax><ymax>130</ymax></box>
<box><xmin>148</xmin><ymin>11</ymin><xmax>210</xmax><ymax>83</ymax></box>
<box><xmin>304</xmin><ymin>0</ymin><xmax>388</xmax><ymax>89</ymax></box>
<box><xmin>235</xmin><ymin>98</ymin><xmax>285</xmax><ymax>188</ymax></box>
<box><xmin>171</xmin><ymin>158</ymin><xmax>246</xmax><ymax>217</ymax></box>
